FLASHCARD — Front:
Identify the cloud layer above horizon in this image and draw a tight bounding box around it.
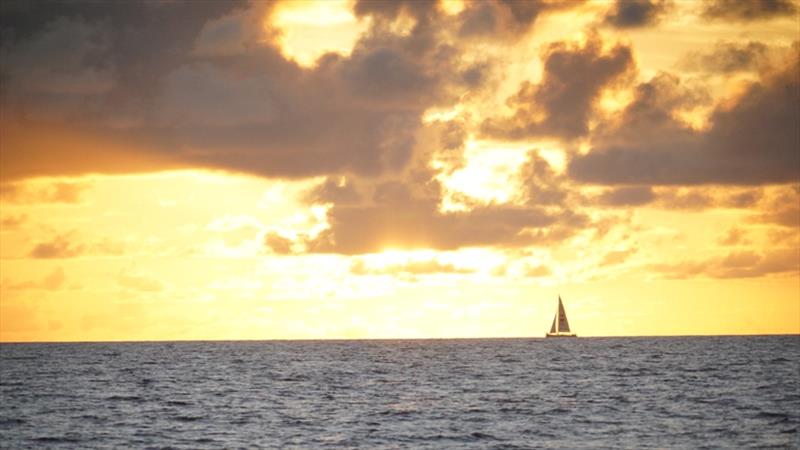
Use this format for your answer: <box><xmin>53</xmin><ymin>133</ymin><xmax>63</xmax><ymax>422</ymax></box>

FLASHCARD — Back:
<box><xmin>2</xmin><ymin>0</ymin><xmax>797</xmax><ymax>253</ymax></box>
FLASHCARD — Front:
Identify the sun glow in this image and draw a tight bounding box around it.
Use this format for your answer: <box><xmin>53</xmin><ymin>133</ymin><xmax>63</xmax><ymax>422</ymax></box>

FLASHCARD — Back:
<box><xmin>439</xmin><ymin>139</ymin><xmax>531</xmax><ymax>210</ymax></box>
<box><xmin>270</xmin><ymin>0</ymin><xmax>366</xmax><ymax>66</ymax></box>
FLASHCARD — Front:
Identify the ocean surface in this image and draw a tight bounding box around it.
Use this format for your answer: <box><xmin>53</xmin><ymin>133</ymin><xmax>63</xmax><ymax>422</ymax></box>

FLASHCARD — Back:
<box><xmin>1</xmin><ymin>336</ymin><xmax>798</xmax><ymax>449</ymax></box>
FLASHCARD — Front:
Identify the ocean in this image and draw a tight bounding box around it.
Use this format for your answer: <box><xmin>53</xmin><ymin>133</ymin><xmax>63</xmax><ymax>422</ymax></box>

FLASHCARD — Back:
<box><xmin>1</xmin><ymin>336</ymin><xmax>798</xmax><ymax>449</ymax></box>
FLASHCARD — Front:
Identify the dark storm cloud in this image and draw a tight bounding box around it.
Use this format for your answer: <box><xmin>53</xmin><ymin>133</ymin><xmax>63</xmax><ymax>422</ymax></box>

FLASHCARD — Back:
<box><xmin>0</xmin><ymin>0</ymin><xmax>469</xmax><ymax>180</ymax></box>
<box><xmin>482</xmin><ymin>32</ymin><xmax>634</xmax><ymax>140</ymax></box>
<box><xmin>569</xmin><ymin>56</ymin><xmax>800</xmax><ymax>185</ymax></box>
<box><xmin>701</xmin><ymin>0</ymin><xmax>797</xmax><ymax>21</ymax></box>
<box><xmin>603</xmin><ymin>0</ymin><xmax>671</xmax><ymax>28</ymax></box>
<box><xmin>680</xmin><ymin>41</ymin><xmax>769</xmax><ymax>73</ymax></box>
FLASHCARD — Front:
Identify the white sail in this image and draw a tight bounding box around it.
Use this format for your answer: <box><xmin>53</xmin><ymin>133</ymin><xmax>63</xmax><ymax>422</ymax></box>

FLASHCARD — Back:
<box><xmin>549</xmin><ymin>316</ymin><xmax>556</xmax><ymax>334</ymax></box>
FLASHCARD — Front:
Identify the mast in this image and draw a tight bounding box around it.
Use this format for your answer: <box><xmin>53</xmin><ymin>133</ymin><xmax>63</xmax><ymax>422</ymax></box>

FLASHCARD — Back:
<box><xmin>557</xmin><ymin>295</ymin><xmax>571</xmax><ymax>333</ymax></box>
<box><xmin>555</xmin><ymin>295</ymin><xmax>560</xmax><ymax>333</ymax></box>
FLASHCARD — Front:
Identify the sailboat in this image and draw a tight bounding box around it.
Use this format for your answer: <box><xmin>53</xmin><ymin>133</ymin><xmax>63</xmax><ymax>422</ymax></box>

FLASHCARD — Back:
<box><xmin>546</xmin><ymin>295</ymin><xmax>577</xmax><ymax>338</ymax></box>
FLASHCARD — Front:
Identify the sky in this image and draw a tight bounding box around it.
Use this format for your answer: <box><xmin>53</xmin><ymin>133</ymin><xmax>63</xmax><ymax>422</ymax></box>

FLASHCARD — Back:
<box><xmin>0</xmin><ymin>0</ymin><xmax>798</xmax><ymax>342</ymax></box>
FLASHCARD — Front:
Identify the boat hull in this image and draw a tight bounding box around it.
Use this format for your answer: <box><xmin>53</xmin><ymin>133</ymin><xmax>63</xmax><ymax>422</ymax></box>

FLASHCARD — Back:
<box><xmin>545</xmin><ymin>333</ymin><xmax>577</xmax><ymax>338</ymax></box>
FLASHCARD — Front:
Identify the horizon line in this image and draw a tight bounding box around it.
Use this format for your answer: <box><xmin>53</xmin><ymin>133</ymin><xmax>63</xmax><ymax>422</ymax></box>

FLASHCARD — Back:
<box><xmin>2</xmin><ymin>333</ymin><xmax>798</xmax><ymax>345</ymax></box>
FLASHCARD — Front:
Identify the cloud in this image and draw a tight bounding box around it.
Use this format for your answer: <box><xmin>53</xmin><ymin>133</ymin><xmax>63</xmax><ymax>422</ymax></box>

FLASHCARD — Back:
<box><xmin>757</xmin><ymin>206</ymin><xmax>800</xmax><ymax>228</ymax></box>
<box><xmin>525</xmin><ymin>264</ymin><xmax>552</xmax><ymax>277</ymax></box>
<box><xmin>0</xmin><ymin>181</ymin><xmax>90</xmax><ymax>204</ymax></box>
<box><xmin>25</xmin><ymin>232</ymin><xmax>128</xmax><ymax>259</ymax></box>
<box><xmin>298</xmin><ymin>164</ymin><xmax>593</xmax><ymax>255</ymax></box>
<box><xmin>718</xmin><ymin>227</ymin><xmax>749</xmax><ymax>246</ymax></box>
<box><xmin>569</xmin><ymin>56</ymin><xmax>800</xmax><ymax>185</ymax></box>
<box><xmin>680</xmin><ymin>41</ymin><xmax>769</xmax><ymax>73</ymax></box>
<box><xmin>752</xmin><ymin>185</ymin><xmax>800</xmax><ymax>227</ymax></box>
<box><xmin>295</xmin><ymin>145</ymin><xmax>606</xmax><ymax>255</ymax></box>
<box><xmin>117</xmin><ymin>269</ymin><xmax>164</xmax><ymax>292</ymax></box>
<box><xmin>609</xmin><ymin>186</ymin><xmax>763</xmax><ymax>211</ymax></box>
<box><xmin>603</xmin><ymin>0</ymin><xmax>671</xmax><ymax>29</ymax></box>
<box><xmin>518</xmin><ymin>152</ymin><xmax>570</xmax><ymax>206</ymax></box>
<box><xmin>1</xmin><ymin>214</ymin><xmax>27</xmax><ymax>230</ymax></box>
<box><xmin>350</xmin><ymin>258</ymin><xmax>474</xmax><ymax>276</ymax></box>
<box><xmin>4</xmin><ymin>266</ymin><xmax>66</xmax><ymax>290</ymax></box>
<box><xmin>598</xmin><ymin>186</ymin><xmax>655</xmax><ymax>206</ymax></box>
<box><xmin>308</xmin><ymin>201</ymin><xmax>569</xmax><ymax>254</ymax></box>
<box><xmin>701</xmin><ymin>0</ymin><xmax>797</xmax><ymax>21</ymax></box>
<box><xmin>0</xmin><ymin>1</ymin><xmax>470</xmax><ymax>180</ymax></box>
<box><xmin>601</xmin><ymin>248</ymin><xmax>637</xmax><ymax>266</ymax></box>
<box><xmin>305</xmin><ymin>177</ymin><xmax>362</xmax><ymax>205</ymax></box>
<box><xmin>353</xmin><ymin>0</ymin><xmax>438</xmax><ymax>21</ymax></box>
<box><xmin>456</xmin><ymin>0</ymin><xmax>584</xmax><ymax>40</ymax></box>
<box><xmin>724</xmin><ymin>189</ymin><xmax>762</xmax><ymax>208</ymax></box>
<box><xmin>650</xmin><ymin>248</ymin><xmax>799</xmax><ymax>279</ymax></box>
<box><xmin>41</xmin><ymin>267</ymin><xmax>66</xmax><ymax>290</ymax></box>
<box><xmin>29</xmin><ymin>235</ymin><xmax>84</xmax><ymax>259</ymax></box>
<box><xmin>653</xmin><ymin>188</ymin><xmax>714</xmax><ymax>210</ymax></box>
<box><xmin>264</xmin><ymin>232</ymin><xmax>294</xmax><ymax>255</ymax></box>
<box><xmin>482</xmin><ymin>31</ymin><xmax>634</xmax><ymax>140</ymax></box>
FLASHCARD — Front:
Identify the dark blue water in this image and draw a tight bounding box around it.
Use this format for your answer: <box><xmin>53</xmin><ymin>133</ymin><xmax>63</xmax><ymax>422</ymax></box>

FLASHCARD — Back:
<box><xmin>1</xmin><ymin>336</ymin><xmax>798</xmax><ymax>449</ymax></box>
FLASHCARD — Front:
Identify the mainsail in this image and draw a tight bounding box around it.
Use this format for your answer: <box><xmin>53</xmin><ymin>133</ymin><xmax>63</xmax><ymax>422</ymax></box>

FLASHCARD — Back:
<box><xmin>556</xmin><ymin>296</ymin><xmax>570</xmax><ymax>333</ymax></box>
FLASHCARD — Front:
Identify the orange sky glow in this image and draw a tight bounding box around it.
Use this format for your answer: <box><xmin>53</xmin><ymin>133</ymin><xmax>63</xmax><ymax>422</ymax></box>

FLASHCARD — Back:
<box><xmin>1</xmin><ymin>0</ymin><xmax>798</xmax><ymax>342</ymax></box>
